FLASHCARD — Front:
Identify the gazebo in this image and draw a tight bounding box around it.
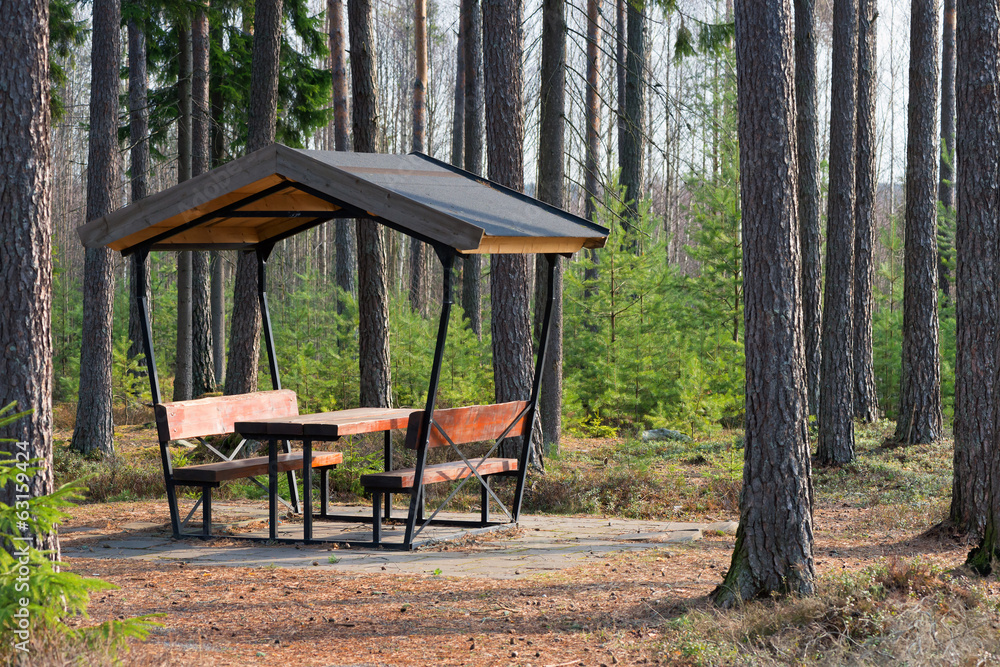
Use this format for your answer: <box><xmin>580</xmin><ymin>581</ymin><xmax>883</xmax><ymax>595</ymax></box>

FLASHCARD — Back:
<box><xmin>78</xmin><ymin>143</ymin><xmax>608</xmax><ymax>549</ymax></box>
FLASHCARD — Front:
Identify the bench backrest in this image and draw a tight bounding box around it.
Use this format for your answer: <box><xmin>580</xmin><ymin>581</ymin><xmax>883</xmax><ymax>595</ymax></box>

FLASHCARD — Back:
<box><xmin>155</xmin><ymin>390</ymin><xmax>299</xmax><ymax>442</ymax></box>
<box><xmin>404</xmin><ymin>401</ymin><xmax>530</xmax><ymax>450</ymax></box>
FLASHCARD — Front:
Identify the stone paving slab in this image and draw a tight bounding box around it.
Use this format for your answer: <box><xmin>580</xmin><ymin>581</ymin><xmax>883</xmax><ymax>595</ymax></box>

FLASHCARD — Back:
<box><xmin>63</xmin><ymin>505</ymin><xmax>736</xmax><ymax>579</ymax></box>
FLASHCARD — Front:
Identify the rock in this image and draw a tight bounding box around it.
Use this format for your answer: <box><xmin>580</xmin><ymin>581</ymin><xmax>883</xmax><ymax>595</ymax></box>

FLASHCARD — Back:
<box><xmin>641</xmin><ymin>428</ymin><xmax>692</xmax><ymax>443</ymax></box>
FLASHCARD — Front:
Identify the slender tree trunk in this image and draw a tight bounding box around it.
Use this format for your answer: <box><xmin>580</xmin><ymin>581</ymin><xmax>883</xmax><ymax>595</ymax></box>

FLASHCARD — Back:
<box><xmin>853</xmin><ymin>0</ymin><xmax>879</xmax><ymax>423</ymax></box>
<box><xmin>583</xmin><ymin>0</ymin><xmax>601</xmax><ymax>298</ymax></box>
<box><xmin>713</xmin><ymin>0</ymin><xmax>814</xmax><ymax>608</ymax></box>
<box><xmin>461</xmin><ymin>0</ymin><xmax>483</xmax><ymax>338</ymax></box>
<box><xmin>451</xmin><ymin>14</ymin><xmax>465</xmax><ymax>169</ymax></box>
<box><xmin>795</xmin><ymin>0</ymin><xmax>821</xmax><ymax>415</ymax></box>
<box><xmin>895</xmin><ymin>0</ymin><xmax>942</xmax><ymax>445</ymax></box>
<box><xmin>484</xmin><ymin>0</ymin><xmax>535</xmax><ymax>461</ymax></box>
<box><xmin>72</xmin><ymin>0</ymin><xmax>120</xmax><ymax>457</ymax></box>
<box><xmin>615</xmin><ymin>0</ymin><xmax>625</xmax><ymax>165</ymax></box>
<box><xmin>350</xmin><ymin>0</ymin><xmax>392</xmax><ymax>408</ymax></box>
<box><xmin>225</xmin><ymin>0</ymin><xmax>283</xmax><ymax>396</ymax></box>
<box><xmin>817</xmin><ymin>0</ymin><xmax>858</xmax><ymax>466</ymax></box>
<box><xmin>620</xmin><ymin>2</ymin><xmax>644</xmax><ymax>231</ymax></box>
<box><xmin>938</xmin><ymin>0</ymin><xmax>956</xmax><ymax>301</ymax></box>
<box><xmin>330</xmin><ymin>0</ymin><xmax>356</xmax><ymax>313</ymax></box>
<box><xmin>191</xmin><ymin>4</ymin><xmax>214</xmax><ymax>396</ymax></box>
<box><xmin>0</xmin><ymin>0</ymin><xmax>58</xmax><ymax>555</ymax></box>
<box><xmin>952</xmin><ymin>0</ymin><xmax>999</xmax><ymax>540</ymax></box>
<box><xmin>174</xmin><ymin>22</ymin><xmax>194</xmax><ymax>401</ymax></box>
<box><xmin>210</xmin><ymin>20</ymin><xmax>226</xmax><ymax>385</ymax></box>
<box><xmin>534</xmin><ymin>0</ymin><xmax>565</xmax><ymax>455</ymax></box>
<box><xmin>128</xmin><ymin>15</ymin><xmax>151</xmax><ymax>366</ymax></box>
<box><xmin>409</xmin><ymin>0</ymin><xmax>428</xmax><ymax>316</ymax></box>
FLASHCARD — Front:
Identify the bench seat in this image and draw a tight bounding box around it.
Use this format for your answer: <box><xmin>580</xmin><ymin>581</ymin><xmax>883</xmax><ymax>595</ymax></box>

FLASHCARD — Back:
<box><xmin>360</xmin><ymin>457</ymin><xmax>518</xmax><ymax>491</ymax></box>
<box><xmin>173</xmin><ymin>451</ymin><xmax>344</xmax><ymax>484</ymax></box>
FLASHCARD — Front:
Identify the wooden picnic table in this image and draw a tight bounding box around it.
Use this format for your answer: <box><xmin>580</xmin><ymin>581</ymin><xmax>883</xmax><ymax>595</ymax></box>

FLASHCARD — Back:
<box><xmin>235</xmin><ymin>407</ymin><xmax>417</xmax><ymax>541</ymax></box>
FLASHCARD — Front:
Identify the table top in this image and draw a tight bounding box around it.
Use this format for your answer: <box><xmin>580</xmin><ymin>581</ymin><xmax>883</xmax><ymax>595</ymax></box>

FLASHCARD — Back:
<box><xmin>235</xmin><ymin>407</ymin><xmax>418</xmax><ymax>439</ymax></box>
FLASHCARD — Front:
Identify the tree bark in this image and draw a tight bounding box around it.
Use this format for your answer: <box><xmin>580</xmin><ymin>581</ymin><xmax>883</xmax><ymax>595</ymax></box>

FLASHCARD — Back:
<box><xmin>952</xmin><ymin>0</ymin><xmax>999</xmax><ymax>539</ymax></box>
<box><xmin>615</xmin><ymin>0</ymin><xmax>625</xmax><ymax>167</ymax></box>
<box><xmin>620</xmin><ymin>2</ymin><xmax>644</xmax><ymax>230</ymax></box>
<box><xmin>0</xmin><ymin>0</ymin><xmax>58</xmax><ymax>555</ymax></box>
<box><xmin>128</xmin><ymin>15</ymin><xmax>151</xmax><ymax>367</ymax></box>
<box><xmin>409</xmin><ymin>0</ymin><xmax>428</xmax><ymax>316</ymax></box>
<box><xmin>939</xmin><ymin>0</ymin><xmax>956</xmax><ymax>301</ymax></box>
<box><xmin>225</xmin><ymin>0</ymin><xmax>283</xmax><ymax>395</ymax></box>
<box><xmin>795</xmin><ymin>0</ymin><xmax>821</xmax><ymax>415</ymax></box>
<box><xmin>210</xmin><ymin>20</ymin><xmax>226</xmax><ymax>385</ymax></box>
<box><xmin>350</xmin><ymin>0</ymin><xmax>392</xmax><ymax>408</ymax></box>
<box><xmin>713</xmin><ymin>0</ymin><xmax>815</xmax><ymax>607</ymax></box>
<box><xmin>72</xmin><ymin>0</ymin><xmax>120</xmax><ymax>457</ymax></box>
<box><xmin>895</xmin><ymin>0</ymin><xmax>942</xmax><ymax>445</ymax></box>
<box><xmin>583</xmin><ymin>0</ymin><xmax>601</xmax><ymax>297</ymax></box>
<box><xmin>451</xmin><ymin>13</ymin><xmax>465</xmax><ymax>169</ymax></box>
<box><xmin>174</xmin><ymin>21</ymin><xmax>194</xmax><ymax>402</ymax></box>
<box><xmin>330</xmin><ymin>0</ymin><xmax>356</xmax><ymax>313</ymax></box>
<box><xmin>853</xmin><ymin>0</ymin><xmax>879</xmax><ymax>423</ymax></box>
<box><xmin>534</xmin><ymin>0</ymin><xmax>566</xmax><ymax>454</ymax></box>
<box><xmin>817</xmin><ymin>0</ymin><xmax>858</xmax><ymax>466</ymax></box>
<box><xmin>461</xmin><ymin>0</ymin><xmax>483</xmax><ymax>338</ymax></box>
<box><xmin>191</xmin><ymin>4</ymin><xmax>214</xmax><ymax>396</ymax></box>
<box><xmin>484</xmin><ymin>0</ymin><xmax>535</xmax><ymax>461</ymax></box>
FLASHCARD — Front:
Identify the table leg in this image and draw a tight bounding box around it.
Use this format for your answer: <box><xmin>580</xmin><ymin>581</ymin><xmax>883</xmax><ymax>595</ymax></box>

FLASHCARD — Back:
<box><xmin>283</xmin><ymin>438</ymin><xmax>300</xmax><ymax>513</ymax></box>
<box><xmin>320</xmin><ymin>467</ymin><xmax>330</xmax><ymax>518</ymax></box>
<box><xmin>372</xmin><ymin>491</ymin><xmax>383</xmax><ymax>546</ymax></box>
<box><xmin>303</xmin><ymin>439</ymin><xmax>313</xmax><ymax>542</ymax></box>
<box><xmin>268</xmin><ymin>438</ymin><xmax>278</xmax><ymax>541</ymax></box>
<box><xmin>383</xmin><ymin>430</ymin><xmax>393</xmax><ymax>520</ymax></box>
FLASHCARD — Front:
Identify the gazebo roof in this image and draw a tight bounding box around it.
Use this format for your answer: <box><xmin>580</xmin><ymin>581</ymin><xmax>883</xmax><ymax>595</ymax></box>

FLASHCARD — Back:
<box><xmin>77</xmin><ymin>144</ymin><xmax>608</xmax><ymax>255</ymax></box>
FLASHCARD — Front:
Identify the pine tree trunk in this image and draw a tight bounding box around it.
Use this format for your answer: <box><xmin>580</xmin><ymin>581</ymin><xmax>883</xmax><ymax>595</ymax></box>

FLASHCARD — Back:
<box><xmin>484</xmin><ymin>0</ymin><xmax>535</xmax><ymax>461</ymax></box>
<box><xmin>191</xmin><ymin>4</ymin><xmax>214</xmax><ymax>396</ymax></box>
<box><xmin>350</xmin><ymin>0</ymin><xmax>392</xmax><ymax>408</ymax></box>
<box><xmin>952</xmin><ymin>0</ymin><xmax>999</xmax><ymax>539</ymax></box>
<box><xmin>451</xmin><ymin>14</ymin><xmax>465</xmax><ymax>168</ymax></box>
<box><xmin>615</xmin><ymin>0</ymin><xmax>625</xmax><ymax>165</ymax></box>
<box><xmin>330</xmin><ymin>0</ymin><xmax>356</xmax><ymax>312</ymax></box>
<box><xmin>72</xmin><ymin>0</ymin><xmax>120</xmax><ymax>457</ymax></box>
<box><xmin>895</xmin><ymin>0</ymin><xmax>942</xmax><ymax>445</ymax></box>
<box><xmin>713</xmin><ymin>0</ymin><xmax>815</xmax><ymax>607</ymax></box>
<box><xmin>128</xmin><ymin>16</ymin><xmax>151</xmax><ymax>366</ymax></box>
<box><xmin>210</xmin><ymin>42</ymin><xmax>226</xmax><ymax>386</ymax></box>
<box><xmin>795</xmin><ymin>0</ymin><xmax>821</xmax><ymax>415</ymax></box>
<box><xmin>461</xmin><ymin>0</ymin><xmax>483</xmax><ymax>338</ymax></box>
<box><xmin>174</xmin><ymin>22</ymin><xmax>194</xmax><ymax>401</ymax></box>
<box><xmin>938</xmin><ymin>0</ymin><xmax>956</xmax><ymax>301</ymax></box>
<box><xmin>583</xmin><ymin>0</ymin><xmax>601</xmax><ymax>297</ymax></box>
<box><xmin>853</xmin><ymin>0</ymin><xmax>879</xmax><ymax>423</ymax></box>
<box><xmin>535</xmin><ymin>0</ymin><xmax>566</xmax><ymax>455</ymax></box>
<box><xmin>620</xmin><ymin>2</ymin><xmax>644</xmax><ymax>228</ymax></box>
<box><xmin>0</xmin><ymin>0</ymin><xmax>58</xmax><ymax>555</ymax></box>
<box><xmin>225</xmin><ymin>0</ymin><xmax>283</xmax><ymax>395</ymax></box>
<box><xmin>409</xmin><ymin>0</ymin><xmax>428</xmax><ymax>317</ymax></box>
<box><xmin>817</xmin><ymin>0</ymin><xmax>858</xmax><ymax>466</ymax></box>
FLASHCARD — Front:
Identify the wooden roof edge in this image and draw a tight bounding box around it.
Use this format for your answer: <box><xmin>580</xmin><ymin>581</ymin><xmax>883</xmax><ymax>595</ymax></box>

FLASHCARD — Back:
<box><xmin>277</xmin><ymin>147</ymin><xmax>486</xmax><ymax>251</ymax></box>
<box><xmin>408</xmin><ymin>151</ymin><xmax>611</xmax><ymax>241</ymax></box>
<box><xmin>76</xmin><ymin>145</ymin><xmax>282</xmax><ymax>249</ymax></box>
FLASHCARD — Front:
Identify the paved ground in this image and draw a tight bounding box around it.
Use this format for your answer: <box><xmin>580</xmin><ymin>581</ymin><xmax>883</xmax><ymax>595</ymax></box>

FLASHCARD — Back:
<box><xmin>63</xmin><ymin>503</ymin><xmax>737</xmax><ymax>579</ymax></box>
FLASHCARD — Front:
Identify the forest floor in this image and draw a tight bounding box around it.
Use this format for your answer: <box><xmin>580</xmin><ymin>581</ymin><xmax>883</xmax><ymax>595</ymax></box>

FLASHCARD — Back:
<box><xmin>48</xmin><ymin>419</ymin><xmax>1000</xmax><ymax>665</ymax></box>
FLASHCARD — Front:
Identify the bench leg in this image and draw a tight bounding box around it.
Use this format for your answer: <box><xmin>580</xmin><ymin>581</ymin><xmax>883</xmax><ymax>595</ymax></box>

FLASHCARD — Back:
<box><xmin>320</xmin><ymin>467</ymin><xmax>330</xmax><ymax>518</ymax></box>
<box><xmin>383</xmin><ymin>430</ymin><xmax>392</xmax><ymax>520</ymax></box>
<box><xmin>268</xmin><ymin>438</ymin><xmax>278</xmax><ymax>541</ymax></box>
<box><xmin>303</xmin><ymin>439</ymin><xmax>313</xmax><ymax>542</ymax></box>
<box><xmin>202</xmin><ymin>485</ymin><xmax>213</xmax><ymax>537</ymax></box>
<box><xmin>372</xmin><ymin>492</ymin><xmax>383</xmax><ymax>546</ymax></box>
<box><xmin>481</xmin><ymin>478</ymin><xmax>490</xmax><ymax>524</ymax></box>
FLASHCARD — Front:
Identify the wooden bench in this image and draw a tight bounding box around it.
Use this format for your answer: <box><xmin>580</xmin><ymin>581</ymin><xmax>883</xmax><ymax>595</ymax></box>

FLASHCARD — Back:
<box><xmin>155</xmin><ymin>390</ymin><xmax>342</xmax><ymax>537</ymax></box>
<box><xmin>361</xmin><ymin>401</ymin><xmax>528</xmax><ymax>545</ymax></box>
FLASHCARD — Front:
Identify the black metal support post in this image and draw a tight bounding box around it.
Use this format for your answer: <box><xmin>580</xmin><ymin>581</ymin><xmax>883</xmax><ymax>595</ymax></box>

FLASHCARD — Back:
<box><xmin>134</xmin><ymin>250</ymin><xmax>162</xmax><ymax>404</ymax></box>
<box><xmin>383</xmin><ymin>430</ymin><xmax>393</xmax><ymax>519</ymax></box>
<box><xmin>257</xmin><ymin>245</ymin><xmax>300</xmax><ymax>513</ymax></box>
<box><xmin>511</xmin><ymin>253</ymin><xmax>557</xmax><ymax>520</ymax></box>
<box><xmin>403</xmin><ymin>246</ymin><xmax>455</xmax><ymax>548</ymax></box>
